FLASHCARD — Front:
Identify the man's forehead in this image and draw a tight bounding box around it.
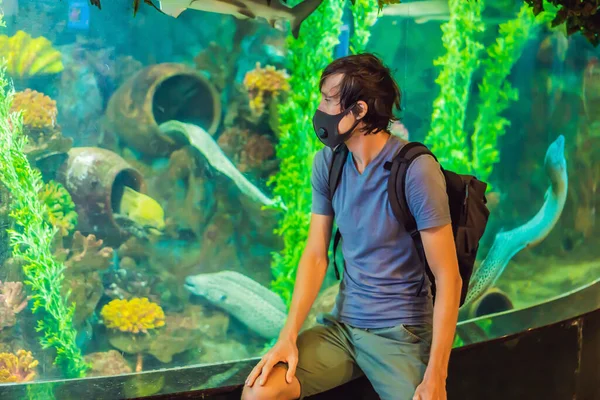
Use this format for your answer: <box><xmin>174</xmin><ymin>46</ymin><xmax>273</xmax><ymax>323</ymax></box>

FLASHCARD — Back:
<box><xmin>321</xmin><ymin>73</ymin><xmax>344</xmax><ymax>96</ymax></box>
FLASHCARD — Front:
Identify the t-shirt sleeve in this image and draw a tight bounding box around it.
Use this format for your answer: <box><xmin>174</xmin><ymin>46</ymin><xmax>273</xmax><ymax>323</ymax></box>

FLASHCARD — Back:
<box><xmin>311</xmin><ymin>150</ymin><xmax>334</xmax><ymax>216</ymax></box>
<box><xmin>405</xmin><ymin>154</ymin><xmax>452</xmax><ymax>230</ymax></box>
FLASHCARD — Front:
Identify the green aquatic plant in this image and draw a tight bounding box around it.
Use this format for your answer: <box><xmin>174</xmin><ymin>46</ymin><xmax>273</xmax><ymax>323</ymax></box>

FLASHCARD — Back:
<box><xmin>350</xmin><ymin>0</ymin><xmax>380</xmax><ymax>53</ymax></box>
<box><xmin>38</xmin><ymin>180</ymin><xmax>78</xmax><ymax>237</ymax></box>
<box><xmin>267</xmin><ymin>0</ymin><xmax>345</xmax><ymax>306</ymax></box>
<box><xmin>426</xmin><ymin>0</ymin><xmax>557</xmax><ymax>188</ymax></box>
<box><xmin>0</xmin><ymin>28</ymin><xmax>88</xmax><ymax>378</ymax></box>
<box><xmin>425</xmin><ymin>0</ymin><xmax>485</xmax><ymax>174</ymax></box>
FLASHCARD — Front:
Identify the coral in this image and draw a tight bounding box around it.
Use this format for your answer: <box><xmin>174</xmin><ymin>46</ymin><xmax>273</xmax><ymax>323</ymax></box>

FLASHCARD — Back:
<box><xmin>217</xmin><ymin>127</ymin><xmax>251</xmax><ymax>159</ymax></box>
<box><xmin>0</xmin><ymin>349</ymin><xmax>38</xmax><ymax>383</ymax></box>
<box><xmin>100</xmin><ymin>297</ymin><xmax>165</xmax><ymax>334</ymax></box>
<box><xmin>239</xmin><ymin>134</ymin><xmax>276</xmax><ymax>173</ymax></box>
<box><xmin>9</xmin><ymin>89</ymin><xmax>57</xmax><ymax>135</ymax></box>
<box><xmin>218</xmin><ymin>128</ymin><xmax>277</xmax><ymax>174</ymax></box>
<box><xmin>83</xmin><ymin>350</ymin><xmax>132</xmax><ymax>377</ymax></box>
<box><xmin>268</xmin><ymin>0</ymin><xmax>345</xmax><ymax>306</ymax></box>
<box><xmin>0</xmin><ymin>30</ymin><xmax>63</xmax><ymax>79</ymax></box>
<box><xmin>106</xmin><ymin>304</ymin><xmax>228</xmax><ymax>364</ymax></box>
<box><xmin>0</xmin><ymin>57</ymin><xmax>88</xmax><ymax>377</ymax></box>
<box><xmin>55</xmin><ymin>231</ymin><xmax>113</xmax><ymax>273</ymax></box>
<box><xmin>51</xmin><ymin>231</ymin><xmax>112</xmax><ymax>326</ymax></box>
<box><xmin>38</xmin><ymin>181</ymin><xmax>78</xmax><ymax>237</ymax></box>
<box><xmin>23</xmin><ymin>130</ymin><xmax>73</xmax><ymax>167</ymax></box>
<box><xmin>103</xmin><ymin>261</ymin><xmax>160</xmax><ymax>303</ymax></box>
<box><xmin>0</xmin><ymin>281</ymin><xmax>30</xmax><ymax>331</ymax></box>
<box><xmin>9</xmin><ymin>89</ymin><xmax>73</xmax><ymax>172</ymax></box>
<box><xmin>243</xmin><ymin>63</ymin><xmax>290</xmax><ymax>117</ymax></box>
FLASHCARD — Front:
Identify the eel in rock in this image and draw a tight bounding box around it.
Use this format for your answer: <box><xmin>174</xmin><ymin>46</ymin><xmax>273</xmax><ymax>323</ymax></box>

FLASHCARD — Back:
<box><xmin>158</xmin><ymin>120</ymin><xmax>285</xmax><ymax>211</ymax></box>
<box><xmin>184</xmin><ymin>270</ymin><xmax>287</xmax><ymax>339</ymax></box>
<box><xmin>463</xmin><ymin>134</ymin><xmax>568</xmax><ymax>309</ymax></box>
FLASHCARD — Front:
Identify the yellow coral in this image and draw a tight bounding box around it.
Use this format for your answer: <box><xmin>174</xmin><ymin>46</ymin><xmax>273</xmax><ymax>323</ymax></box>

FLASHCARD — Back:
<box><xmin>10</xmin><ymin>89</ymin><xmax>58</xmax><ymax>131</ymax></box>
<box><xmin>0</xmin><ymin>30</ymin><xmax>63</xmax><ymax>79</ymax></box>
<box><xmin>0</xmin><ymin>350</ymin><xmax>39</xmax><ymax>383</ymax></box>
<box><xmin>243</xmin><ymin>63</ymin><xmax>290</xmax><ymax>116</ymax></box>
<box><xmin>101</xmin><ymin>298</ymin><xmax>166</xmax><ymax>334</ymax></box>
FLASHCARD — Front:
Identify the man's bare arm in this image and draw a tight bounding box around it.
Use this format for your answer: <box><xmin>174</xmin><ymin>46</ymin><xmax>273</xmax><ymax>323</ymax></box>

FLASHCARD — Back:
<box><xmin>280</xmin><ymin>213</ymin><xmax>334</xmax><ymax>340</ymax></box>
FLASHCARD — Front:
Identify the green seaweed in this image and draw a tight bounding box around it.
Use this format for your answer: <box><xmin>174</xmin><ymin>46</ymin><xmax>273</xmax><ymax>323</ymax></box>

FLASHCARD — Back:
<box><xmin>425</xmin><ymin>0</ymin><xmax>557</xmax><ymax>189</ymax></box>
<box><xmin>350</xmin><ymin>0</ymin><xmax>380</xmax><ymax>54</ymax></box>
<box><xmin>424</xmin><ymin>0</ymin><xmax>485</xmax><ymax>174</ymax></box>
<box><xmin>0</xmin><ymin>14</ymin><xmax>88</xmax><ymax>378</ymax></box>
<box><xmin>267</xmin><ymin>0</ymin><xmax>345</xmax><ymax>306</ymax></box>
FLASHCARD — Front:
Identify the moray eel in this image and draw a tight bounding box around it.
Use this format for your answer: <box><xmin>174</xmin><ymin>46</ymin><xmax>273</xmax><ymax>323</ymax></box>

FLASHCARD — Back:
<box><xmin>119</xmin><ymin>186</ymin><xmax>166</xmax><ymax>233</ymax></box>
<box><xmin>158</xmin><ymin>120</ymin><xmax>286</xmax><ymax>211</ymax></box>
<box><xmin>184</xmin><ymin>270</ymin><xmax>287</xmax><ymax>339</ymax></box>
<box><xmin>463</xmin><ymin>135</ymin><xmax>568</xmax><ymax>310</ymax></box>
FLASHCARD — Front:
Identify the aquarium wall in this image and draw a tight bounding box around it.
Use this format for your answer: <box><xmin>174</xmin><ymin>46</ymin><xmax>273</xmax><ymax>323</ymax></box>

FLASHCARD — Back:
<box><xmin>0</xmin><ymin>0</ymin><xmax>598</xmax><ymax>396</ymax></box>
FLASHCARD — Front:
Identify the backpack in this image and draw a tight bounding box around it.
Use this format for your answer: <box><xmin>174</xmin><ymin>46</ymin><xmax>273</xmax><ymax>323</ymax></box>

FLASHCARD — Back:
<box><xmin>327</xmin><ymin>141</ymin><xmax>490</xmax><ymax>306</ymax></box>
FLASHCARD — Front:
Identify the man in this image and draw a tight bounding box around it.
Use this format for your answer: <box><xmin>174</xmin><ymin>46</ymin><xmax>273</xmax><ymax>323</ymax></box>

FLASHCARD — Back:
<box><xmin>242</xmin><ymin>53</ymin><xmax>462</xmax><ymax>400</ymax></box>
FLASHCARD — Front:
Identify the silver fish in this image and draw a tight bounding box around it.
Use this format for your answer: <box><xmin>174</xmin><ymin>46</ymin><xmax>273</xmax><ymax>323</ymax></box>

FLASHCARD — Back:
<box><xmin>184</xmin><ymin>270</ymin><xmax>287</xmax><ymax>339</ymax></box>
<box><xmin>381</xmin><ymin>0</ymin><xmax>509</xmax><ymax>24</ymax></box>
<box><xmin>159</xmin><ymin>0</ymin><xmax>324</xmax><ymax>39</ymax></box>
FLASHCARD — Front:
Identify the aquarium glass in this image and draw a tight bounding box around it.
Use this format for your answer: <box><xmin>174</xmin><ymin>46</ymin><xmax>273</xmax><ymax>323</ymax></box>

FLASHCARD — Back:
<box><xmin>0</xmin><ymin>0</ymin><xmax>598</xmax><ymax>397</ymax></box>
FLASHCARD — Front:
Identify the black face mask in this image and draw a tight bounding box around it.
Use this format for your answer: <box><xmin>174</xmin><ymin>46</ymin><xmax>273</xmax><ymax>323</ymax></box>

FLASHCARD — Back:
<box><xmin>313</xmin><ymin>103</ymin><xmax>361</xmax><ymax>151</ymax></box>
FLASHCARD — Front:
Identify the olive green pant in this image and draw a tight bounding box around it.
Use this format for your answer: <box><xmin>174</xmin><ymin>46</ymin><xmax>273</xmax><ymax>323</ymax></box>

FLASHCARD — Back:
<box><xmin>293</xmin><ymin>313</ymin><xmax>432</xmax><ymax>400</ymax></box>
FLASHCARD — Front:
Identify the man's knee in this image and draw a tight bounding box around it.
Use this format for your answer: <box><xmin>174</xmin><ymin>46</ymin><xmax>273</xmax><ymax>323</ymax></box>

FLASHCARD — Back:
<box><xmin>241</xmin><ymin>383</ymin><xmax>280</xmax><ymax>400</ymax></box>
<box><xmin>240</xmin><ymin>365</ymin><xmax>300</xmax><ymax>400</ymax></box>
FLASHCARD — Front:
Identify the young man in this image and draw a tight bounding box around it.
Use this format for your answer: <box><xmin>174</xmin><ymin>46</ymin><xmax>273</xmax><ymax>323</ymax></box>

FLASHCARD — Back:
<box><xmin>242</xmin><ymin>53</ymin><xmax>462</xmax><ymax>400</ymax></box>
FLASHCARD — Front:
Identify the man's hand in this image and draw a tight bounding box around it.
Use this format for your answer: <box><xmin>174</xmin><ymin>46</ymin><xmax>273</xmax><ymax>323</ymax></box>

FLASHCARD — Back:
<box><xmin>413</xmin><ymin>372</ymin><xmax>447</xmax><ymax>400</ymax></box>
<box><xmin>245</xmin><ymin>333</ymin><xmax>299</xmax><ymax>387</ymax></box>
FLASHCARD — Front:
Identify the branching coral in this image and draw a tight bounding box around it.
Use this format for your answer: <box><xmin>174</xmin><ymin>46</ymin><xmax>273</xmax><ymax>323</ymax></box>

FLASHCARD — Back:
<box><xmin>0</xmin><ymin>281</ymin><xmax>30</xmax><ymax>331</ymax></box>
<box><xmin>100</xmin><ymin>297</ymin><xmax>165</xmax><ymax>334</ymax></box>
<box><xmin>10</xmin><ymin>89</ymin><xmax>57</xmax><ymax>138</ymax></box>
<box><xmin>38</xmin><ymin>181</ymin><xmax>78</xmax><ymax>237</ymax></box>
<box><xmin>267</xmin><ymin>0</ymin><xmax>344</xmax><ymax>306</ymax></box>
<box><xmin>243</xmin><ymin>62</ymin><xmax>291</xmax><ymax>117</ymax></box>
<box><xmin>55</xmin><ymin>231</ymin><xmax>113</xmax><ymax>273</ymax></box>
<box><xmin>0</xmin><ymin>349</ymin><xmax>38</xmax><ymax>383</ymax></box>
<box><xmin>0</xmin><ymin>30</ymin><xmax>63</xmax><ymax>79</ymax></box>
<box><xmin>10</xmin><ymin>89</ymin><xmax>57</xmax><ymax>134</ymax></box>
<box><xmin>9</xmin><ymin>90</ymin><xmax>73</xmax><ymax>170</ymax></box>
<box><xmin>0</xmin><ymin>60</ymin><xmax>88</xmax><ymax>376</ymax></box>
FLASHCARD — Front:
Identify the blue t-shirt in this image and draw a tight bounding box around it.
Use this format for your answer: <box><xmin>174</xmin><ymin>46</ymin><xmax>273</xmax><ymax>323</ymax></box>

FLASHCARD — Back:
<box><xmin>311</xmin><ymin>135</ymin><xmax>451</xmax><ymax>328</ymax></box>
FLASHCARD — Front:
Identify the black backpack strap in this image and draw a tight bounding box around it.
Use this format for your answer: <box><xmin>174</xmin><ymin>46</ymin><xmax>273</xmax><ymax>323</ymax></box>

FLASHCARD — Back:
<box><xmin>327</xmin><ymin>144</ymin><xmax>349</xmax><ymax>280</ymax></box>
<box><xmin>385</xmin><ymin>142</ymin><xmax>437</xmax><ymax>295</ymax></box>
<box><xmin>328</xmin><ymin>144</ymin><xmax>349</xmax><ymax>200</ymax></box>
<box><xmin>386</xmin><ymin>142</ymin><xmax>437</xmax><ymax>237</ymax></box>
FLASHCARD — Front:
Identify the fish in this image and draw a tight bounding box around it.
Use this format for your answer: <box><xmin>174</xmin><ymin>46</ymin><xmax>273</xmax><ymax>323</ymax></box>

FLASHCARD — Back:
<box><xmin>184</xmin><ymin>270</ymin><xmax>287</xmax><ymax>339</ymax></box>
<box><xmin>158</xmin><ymin>120</ymin><xmax>286</xmax><ymax>210</ymax></box>
<box><xmin>119</xmin><ymin>186</ymin><xmax>166</xmax><ymax>233</ymax></box>
<box><xmin>89</xmin><ymin>0</ymin><xmax>164</xmax><ymax>16</ymax></box>
<box><xmin>462</xmin><ymin>135</ymin><xmax>568</xmax><ymax>313</ymax></box>
<box><xmin>380</xmin><ymin>0</ymin><xmax>509</xmax><ymax>24</ymax></box>
<box><xmin>158</xmin><ymin>0</ymin><xmax>324</xmax><ymax>39</ymax></box>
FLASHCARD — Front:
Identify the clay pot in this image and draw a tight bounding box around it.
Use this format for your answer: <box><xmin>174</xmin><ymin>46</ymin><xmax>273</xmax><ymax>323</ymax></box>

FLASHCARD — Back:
<box><xmin>469</xmin><ymin>287</ymin><xmax>514</xmax><ymax>318</ymax></box>
<box><xmin>105</xmin><ymin>63</ymin><xmax>221</xmax><ymax>157</ymax></box>
<box><xmin>56</xmin><ymin>147</ymin><xmax>146</xmax><ymax>245</ymax></box>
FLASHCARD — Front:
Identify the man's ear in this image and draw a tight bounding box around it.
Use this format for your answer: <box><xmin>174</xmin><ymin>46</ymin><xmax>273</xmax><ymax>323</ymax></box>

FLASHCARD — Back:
<box><xmin>356</xmin><ymin>100</ymin><xmax>368</xmax><ymax>119</ymax></box>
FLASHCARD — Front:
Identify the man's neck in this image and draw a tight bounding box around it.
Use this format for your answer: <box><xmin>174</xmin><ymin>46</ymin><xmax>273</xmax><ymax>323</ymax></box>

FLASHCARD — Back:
<box><xmin>346</xmin><ymin>129</ymin><xmax>391</xmax><ymax>173</ymax></box>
